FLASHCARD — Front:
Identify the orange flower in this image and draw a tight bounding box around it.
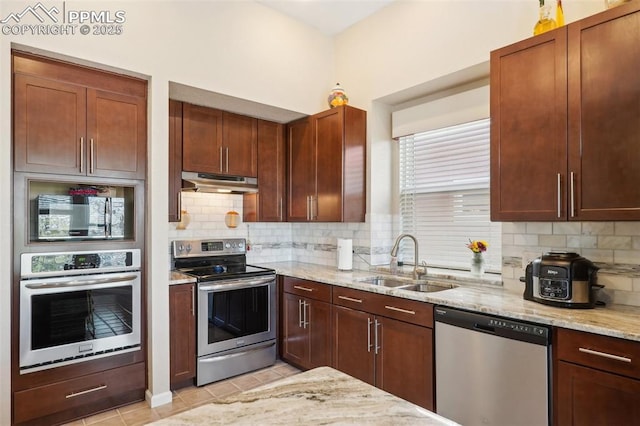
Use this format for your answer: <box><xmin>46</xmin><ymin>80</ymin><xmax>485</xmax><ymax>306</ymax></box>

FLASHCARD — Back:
<box><xmin>467</xmin><ymin>240</ymin><xmax>488</xmax><ymax>253</ymax></box>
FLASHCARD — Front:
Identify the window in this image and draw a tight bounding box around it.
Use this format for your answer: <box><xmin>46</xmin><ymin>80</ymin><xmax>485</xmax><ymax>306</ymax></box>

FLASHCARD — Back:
<box><xmin>398</xmin><ymin>118</ymin><xmax>501</xmax><ymax>272</ymax></box>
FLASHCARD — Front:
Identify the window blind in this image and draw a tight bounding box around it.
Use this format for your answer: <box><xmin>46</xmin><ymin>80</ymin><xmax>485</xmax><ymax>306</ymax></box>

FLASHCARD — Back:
<box><xmin>399</xmin><ymin>118</ymin><xmax>501</xmax><ymax>272</ymax></box>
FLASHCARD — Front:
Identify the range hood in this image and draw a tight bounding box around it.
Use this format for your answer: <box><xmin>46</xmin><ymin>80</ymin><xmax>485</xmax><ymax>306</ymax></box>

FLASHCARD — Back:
<box><xmin>182</xmin><ymin>172</ymin><xmax>258</xmax><ymax>193</ymax></box>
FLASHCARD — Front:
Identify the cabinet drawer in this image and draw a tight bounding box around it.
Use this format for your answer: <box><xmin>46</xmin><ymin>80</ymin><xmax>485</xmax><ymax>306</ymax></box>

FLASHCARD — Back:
<box><xmin>14</xmin><ymin>362</ymin><xmax>145</xmax><ymax>424</ymax></box>
<box><xmin>283</xmin><ymin>277</ymin><xmax>331</xmax><ymax>302</ymax></box>
<box><xmin>556</xmin><ymin>328</ymin><xmax>640</xmax><ymax>379</ymax></box>
<box><xmin>333</xmin><ymin>286</ymin><xmax>433</xmax><ymax>328</ymax></box>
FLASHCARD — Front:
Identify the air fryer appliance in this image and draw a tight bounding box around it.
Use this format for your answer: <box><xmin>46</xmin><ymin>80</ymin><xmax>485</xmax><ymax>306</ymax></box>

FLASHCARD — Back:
<box><xmin>522</xmin><ymin>252</ymin><xmax>602</xmax><ymax>308</ymax></box>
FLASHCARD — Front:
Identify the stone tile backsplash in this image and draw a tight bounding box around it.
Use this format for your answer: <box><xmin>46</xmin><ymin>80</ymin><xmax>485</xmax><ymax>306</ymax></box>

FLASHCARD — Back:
<box><xmin>169</xmin><ymin>193</ymin><xmax>640</xmax><ymax>307</ymax></box>
<box><xmin>501</xmin><ymin>222</ymin><xmax>640</xmax><ymax>307</ymax></box>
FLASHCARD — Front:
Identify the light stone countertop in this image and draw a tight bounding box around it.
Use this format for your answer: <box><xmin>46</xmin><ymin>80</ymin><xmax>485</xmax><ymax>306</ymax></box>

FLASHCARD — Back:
<box><xmin>169</xmin><ymin>271</ymin><xmax>197</xmax><ymax>285</ymax></box>
<box><xmin>259</xmin><ymin>261</ymin><xmax>640</xmax><ymax>342</ymax></box>
<box><xmin>149</xmin><ymin>366</ymin><xmax>459</xmax><ymax>425</ymax></box>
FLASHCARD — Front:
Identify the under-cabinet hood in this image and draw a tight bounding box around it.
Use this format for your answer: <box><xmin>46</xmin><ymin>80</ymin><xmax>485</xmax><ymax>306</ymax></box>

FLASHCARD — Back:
<box><xmin>182</xmin><ymin>172</ymin><xmax>258</xmax><ymax>193</ymax></box>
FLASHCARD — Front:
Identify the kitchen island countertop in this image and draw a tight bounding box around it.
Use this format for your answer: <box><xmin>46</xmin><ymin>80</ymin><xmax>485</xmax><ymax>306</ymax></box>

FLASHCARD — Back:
<box><xmin>150</xmin><ymin>366</ymin><xmax>458</xmax><ymax>425</ymax></box>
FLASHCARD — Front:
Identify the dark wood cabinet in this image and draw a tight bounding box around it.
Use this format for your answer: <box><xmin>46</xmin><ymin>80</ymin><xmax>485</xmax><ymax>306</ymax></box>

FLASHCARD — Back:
<box><xmin>281</xmin><ymin>278</ymin><xmax>332</xmax><ymax>370</ymax></box>
<box><xmin>490</xmin><ymin>1</ymin><xmax>640</xmax><ymax>221</ymax></box>
<box><xmin>332</xmin><ymin>286</ymin><xmax>434</xmax><ymax>410</ymax></box>
<box><xmin>555</xmin><ymin>327</ymin><xmax>640</xmax><ymax>425</ymax></box>
<box><xmin>169</xmin><ymin>283</ymin><xmax>196</xmax><ymax>389</ymax></box>
<box><xmin>222</xmin><ymin>111</ymin><xmax>258</xmax><ymax>177</ymax></box>
<box><xmin>13</xmin><ymin>52</ymin><xmax>147</xmax><ymax>180</ymax></box>
<box><xmin>181</xmin><ymin>104</ymin><xmax>257</xmax><ymax>178</ymax></box>
<box><xmin>169</xmin><ymin>100</ymin><xmax>183</xmax><ymax>222</ymax></box>
<box><xmin>243</xmin><ymin>120</ymin><xmax>286</xmax><ymax>222</ymax></box>
<box><xmin>182</xmin><ymin>102</ymin><xmax>223</xmax><ymax>174</ymax></box>
<box><xmin>13</xmin><ymin>362</ymin><xmax>145</xmax><ymax>425</ymax></box>
<box><xmin>287</xmin><ymin>105</ymin><xmax>366</xmax><ymax>222</ymax></box>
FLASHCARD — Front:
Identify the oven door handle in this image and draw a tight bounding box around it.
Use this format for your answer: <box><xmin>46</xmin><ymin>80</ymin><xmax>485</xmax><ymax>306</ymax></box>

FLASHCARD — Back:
<box><xmin>25</xmin><ymin>274</ymin><xmax>139</xmax><ymax>289</ymax></box>
<box><xmin>198</xmin><ymin>275</ymin><xmax>275</xmax><ymax>292</ymax></box>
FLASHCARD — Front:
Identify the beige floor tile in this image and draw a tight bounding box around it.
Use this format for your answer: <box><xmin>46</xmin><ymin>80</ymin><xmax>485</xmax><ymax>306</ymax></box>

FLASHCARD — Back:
<box><xmin>273</xmin><ymin>363</ymin><xmax>302</xmax><ymax>377</ymax></box>
<box><xmin>252</xmin><ymin>368</ymin><xmax>284</xmax><ymax>384</ymax></box>
<box><xmin>61</xmin><ymin>420</ymin><xmax>85</xmax><ymax>426</ymax></box>
<box><xmin>117</xmin><ymin>400</ymin><xmax>150</xmax><ymax>415</ymax></box>
<box><xmin>85</xmin><ymin>415</ymin><xmax>126</xmax><ymax>426</ymax></box>
<box><xmin>152</xmin><ymin>398</ymin><xmax>190</xmax><ymax>419</ymax></box>
<box><xmin>119</xmin><ymin>406</ymin><xmax>161</xmax><ymax>426</ymax></box>
<box><xmin>229</xmin><ymin>374</ymin><xmax>261</xmax><ymax>391</ymax></box>
<box><xmin>204</xmin><ymin>380</ymin><xmax>241</xmax><ymax>398</ymax></box>
<box><xmin>83</xmin><ymin>409</ymin><xmax>121</xmax><ymax>425</ymax></box>
<box><xmin>176</xmin><ymin>387</ymin><xmax>216</xmax><ymax>407</ymax></box>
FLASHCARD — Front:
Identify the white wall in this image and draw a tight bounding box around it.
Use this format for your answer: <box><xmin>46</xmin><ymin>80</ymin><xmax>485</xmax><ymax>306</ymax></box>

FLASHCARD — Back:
<box><xmin>0</xmin><ymin>0</ymin><xmax>608</xmax><ymax>422</ymax></box>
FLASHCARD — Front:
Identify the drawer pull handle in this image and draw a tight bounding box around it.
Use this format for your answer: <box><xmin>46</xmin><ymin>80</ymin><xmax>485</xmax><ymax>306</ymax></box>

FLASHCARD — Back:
<box><xmin>66</xmin><ymin>384</ymin><xmax>107</xmax><ymax>399</ymax></box>
<box><xmin>293</xmin><ymin>285</ymin><xmax>314</xmax><ymax>292</ymax></box>
<box><xmin>579</xmin><ymin>347</ymin><xmax>632</xmax><ymax>363</ymax></box>
<box><xmin>338</xmin><ymin>295</ymin><xmax>363</xmax><ymax>303</ymax></box>
<box><xmin>385</xmin><ymin>305</ymin><xmax>416</xmax><ymax>315</ymax></box>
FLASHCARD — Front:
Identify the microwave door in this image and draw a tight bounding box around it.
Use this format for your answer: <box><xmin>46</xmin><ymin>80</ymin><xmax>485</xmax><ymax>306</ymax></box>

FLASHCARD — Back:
<box><xmin>109</xmin><ymin>198</ymin><xmax>126</xmax><ymax>238</ymax></box>
<box><xmin>87</xmin><ymin>197</ymin><xmax>107</xmax><ymax>238</ymax></box>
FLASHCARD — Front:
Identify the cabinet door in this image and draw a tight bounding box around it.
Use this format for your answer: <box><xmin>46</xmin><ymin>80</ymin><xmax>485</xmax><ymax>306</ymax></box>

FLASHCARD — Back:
<box><xmin>556</xmin><ymin>361</ymin><xmax>640</xmax><ymax>425</ymax></box>
<box><xmin>287</xmin><ymin>117</ymin><xmax>315</xmax><ymax>221</ymax></box>
<box><xmin>244</xmin><ymin>120</ymin><xmax>285</xmax><ymax>222</ymax></box>
<box><xmin>376</xmin><ymin>317</ymin><xmax>434</xmax><ymax>410</ymax></box>
<box><xmin>490</xmin><ymin>29</ymin><xmax>568</xmax><ymax>221</ymax></box>
<box><xmin>169</xmin><ymin>100</ymin><xmax>183</xmax><ymax>222</ymax></box>
<box><xmin>307</xmin><ymin>299</ymin><xmax>332</xmax><ymax>369</ymax></box>
<box><xmin>282</xmin><ymin>292</ymin><xmax>308</xmax><ymax>367</ymax></box>
<box><xmin>313</xmin><ymin>108</ymin><xmax>344</xmax><ymax>222</ymax></box>
<box><xmin>87</xmin><ymin>89</ymin><xmax>146</xmax><ymax>179</ymax></box>
<box><xmin>332</xmin><ymin>305</ymin><xmax>375</xmax><ymax>385</ymax></box>
<box><xmin>182</xmin><ymin>103</ymin><xmax>223</xmax><ymax>174</ymax></box>
<box><xmin>567</xmin><ymin>4</ymin><xmax>640</xmax><ymax>220</ymax></box>
<box><xmin>169</xmin><ymin>284</ymin><xmax>196</xmax><ymax>388</ymax></box>
<box><xmin>222</xmin><ymin>111</ymin><xmax>257</xmax><ymax>177</ymax></box>
<box><xmin>14</xmin><ymin>74</ymin><xmax>86</xmax><ymax>175</ymax></box>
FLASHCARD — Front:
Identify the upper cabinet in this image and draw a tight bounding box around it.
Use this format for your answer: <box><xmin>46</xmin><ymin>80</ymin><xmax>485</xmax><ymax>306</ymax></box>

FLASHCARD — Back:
<box><xmin>243</xmin><ymin>120</ymin><xmax>286</xmax><ymax>222</ymax></box>
<box><xmin>169</xmin><ymin>100</ymin><xmax>183</xmax><ymax>223</ymax></box>
<box><xmin>288</xmin><ymin>105</ymin><xmax>366</xmax><ymax>223</ymax></box>
<box><xmin>13</xmin><ymin>52</ymin><xmax>147</xmax><ymax>180</ymax></box>
<box><xmin>490</xmin><ymin>1</ymin><xmax>640</xmax><ymax>221</ymax></box>
<box><xmin>182</xmin><ymin>103</ymin><xmax>257</xmax><ymax>177</ymax></box>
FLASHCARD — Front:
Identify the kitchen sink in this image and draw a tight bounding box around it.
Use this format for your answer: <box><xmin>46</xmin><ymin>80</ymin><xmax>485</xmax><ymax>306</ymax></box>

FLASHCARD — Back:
<box><xmin>358</xmin><ymin>276</ymin><xmax>412</xmax><ymax>288</ymax></box>
<box><xmin>399</xmin><ymin>282</ymin><xmax>457</xmax><ymax>293</ymax></box>
<box><xmin>358</xmin><ymin>276</ymin><xmax>457</xmax><ymax>293</ymax></box>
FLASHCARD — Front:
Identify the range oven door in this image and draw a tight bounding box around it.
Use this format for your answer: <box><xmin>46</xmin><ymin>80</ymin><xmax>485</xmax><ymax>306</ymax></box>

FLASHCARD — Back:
<box><xmin>20</xmin><ymin>271</ymin><xmax>141</xmax><ymax>373</ymax></box>
<box><xmin>197</xmin><ymin>275</ymin><xmax>276</xmax><ymax>357</ymax></box>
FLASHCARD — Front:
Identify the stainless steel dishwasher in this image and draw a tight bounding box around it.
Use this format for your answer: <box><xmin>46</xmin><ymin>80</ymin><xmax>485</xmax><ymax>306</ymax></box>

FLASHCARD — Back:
<box><xmin>435</xmin><ymin>306</ymin><xmax>551</xmax><ymax>426</ymax></box>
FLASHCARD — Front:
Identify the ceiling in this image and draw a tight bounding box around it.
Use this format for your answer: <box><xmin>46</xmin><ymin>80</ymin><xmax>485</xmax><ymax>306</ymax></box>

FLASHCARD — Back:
<box><xmin>257</xmin><ymin>0</ymin><xmax>395</xmax><ymax>35</ymax></box>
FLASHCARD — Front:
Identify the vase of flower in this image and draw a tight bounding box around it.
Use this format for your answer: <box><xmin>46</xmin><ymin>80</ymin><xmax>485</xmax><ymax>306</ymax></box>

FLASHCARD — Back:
<box><xmin>466</xmin><ymin>239</ymin><xmax>488</xmax><ymax>278</ymax></box>
<box><xmin>470</xmin><ymin>252</ymin><xmax>485</xmax><ymax>277</ymax></box>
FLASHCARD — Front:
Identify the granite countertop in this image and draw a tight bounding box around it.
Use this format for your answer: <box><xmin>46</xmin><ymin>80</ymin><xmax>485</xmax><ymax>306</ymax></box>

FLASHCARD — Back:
<box><xmin>259</xmin><ymin>261</ymin><xmax>640</xmax><ymax>342</ymax></box>
<box><xmin>169</xmin><ymin>271</ymin><xmax>197</xmax><ymax>285</ymax></box>
<box><xmin>150</xmin><ymin>366</ymin><xmax>459</xmax><ymax>425</ymax></box>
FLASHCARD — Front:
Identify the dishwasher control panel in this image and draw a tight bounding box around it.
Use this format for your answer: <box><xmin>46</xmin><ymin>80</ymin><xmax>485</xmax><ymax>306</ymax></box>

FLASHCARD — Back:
<box><xmin>434</xmin><ymin>306</ymin><xmax>550</xmax><ymax>345</ymax></box>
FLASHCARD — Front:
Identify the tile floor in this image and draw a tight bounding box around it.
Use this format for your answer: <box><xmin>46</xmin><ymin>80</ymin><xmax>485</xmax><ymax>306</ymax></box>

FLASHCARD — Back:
<box><xmin>62</xmin><ymin>361</ymin><xmax>301</xmax><ymax>426</ymax></box>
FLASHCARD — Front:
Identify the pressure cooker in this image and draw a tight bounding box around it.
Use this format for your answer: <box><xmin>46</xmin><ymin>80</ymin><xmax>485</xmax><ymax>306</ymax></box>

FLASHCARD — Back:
<box><xmin>522</xmin><ymin>252</ymin><xmax>603</xmax><ymax>309</ymax></box>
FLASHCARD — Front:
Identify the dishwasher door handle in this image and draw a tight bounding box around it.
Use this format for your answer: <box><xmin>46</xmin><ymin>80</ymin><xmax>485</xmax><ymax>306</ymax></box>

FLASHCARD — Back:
<box><xmin>473</xmin><ymin>323</ymin><xmax>496</xmax><ymax>334</ymax></box>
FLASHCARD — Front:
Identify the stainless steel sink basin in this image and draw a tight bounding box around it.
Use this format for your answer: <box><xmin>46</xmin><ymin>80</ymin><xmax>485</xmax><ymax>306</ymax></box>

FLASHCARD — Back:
<box><xmin>358</xmin><ymin>276</ymin><xmax>458</xmax><ymax>292</ymax></box>
<box><xmin>358</xmin><ymin>276</ymin><xmax>411</xmax><ymax>288</ymax></box>
<box><xmin>399</xmin><ymin>282</ymin><xmax>457</xmax><ymax>293</ymax></box>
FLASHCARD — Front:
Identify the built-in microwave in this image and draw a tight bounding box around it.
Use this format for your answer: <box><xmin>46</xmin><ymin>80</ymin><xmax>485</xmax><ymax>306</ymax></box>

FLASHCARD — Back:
<box><xmin>36</xmin><ymin>194</ymin><xmax>125</xmax><ymax>240</ymax></box>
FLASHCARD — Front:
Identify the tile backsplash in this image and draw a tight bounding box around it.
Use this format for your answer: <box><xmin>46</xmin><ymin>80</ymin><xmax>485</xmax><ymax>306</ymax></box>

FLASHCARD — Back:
<box><xmin>501</xmin><ymin>222</ymin><xmax>640</xmax><ymax>307</ymax></box>
<box><xmin>169</xmin><ymin>192</ymin><xmax>640</xmax><ymax>307</ymax></box>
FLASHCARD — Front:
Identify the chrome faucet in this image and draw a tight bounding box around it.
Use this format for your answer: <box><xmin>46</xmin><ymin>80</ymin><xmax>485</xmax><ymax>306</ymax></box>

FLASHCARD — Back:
<box><xmin>390</xmin><ymin>233</ymin><xmax>427</xmax><ymax>280</ymax></box>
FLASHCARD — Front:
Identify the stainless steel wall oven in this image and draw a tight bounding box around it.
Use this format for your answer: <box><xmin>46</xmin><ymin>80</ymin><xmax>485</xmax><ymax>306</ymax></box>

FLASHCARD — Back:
<box><xmin>19</xmin><ymin>249</ymin><xmax>142</xmax><ymax>373</ymax></box>
<box><xmin>173</xmin><ymin>239</ymin><xmax>276</xmax><ymax>386</ymax></box>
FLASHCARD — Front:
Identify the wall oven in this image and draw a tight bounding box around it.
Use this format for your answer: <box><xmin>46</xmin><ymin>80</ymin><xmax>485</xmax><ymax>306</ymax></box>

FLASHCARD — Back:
<box><xmin>19</xmin><ymin>249</ymin><xmax>142</xmax><ymax>373</ymax></box>
<box><xmin>173</xmin><ymin>239</ymin><xmax>276</xmax><ymax>386</ymax></box>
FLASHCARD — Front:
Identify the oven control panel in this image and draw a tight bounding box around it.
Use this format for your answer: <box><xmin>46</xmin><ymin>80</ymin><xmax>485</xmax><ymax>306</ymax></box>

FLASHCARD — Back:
<box><xmin>21</xmin><ymin>249</ymin><xmax>141</xmax><ymax>278</ymax></box>
<box><xmin>173</xmin><ymin>238</ymin><xmax>246</xmax><ymax>258</ymax></box>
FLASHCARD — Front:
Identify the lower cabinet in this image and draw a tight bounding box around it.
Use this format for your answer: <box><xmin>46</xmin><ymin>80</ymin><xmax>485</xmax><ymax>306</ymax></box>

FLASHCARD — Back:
<box><xmin>281</xmin><ymin>277</ymin><xmax>332</xmax><ymax>370</ymax></box>
<box><xmin>169</xmin><ymin>283</ymin><xmax>196</xmax><ymax>389</ymax></box>
<box><xmin>13</xmin><ymin>362</ymin><xmax>145</xmax><ymax>425</ymax></box>
<box><xmin>332</xmin><ymin>286</ymin><xmax>434</xmax><ymax>410</ymax></box>
<box><xmin>555</xmin><ymin>327</ymin><xmax>640</xmax><ymax>425</ymax></box>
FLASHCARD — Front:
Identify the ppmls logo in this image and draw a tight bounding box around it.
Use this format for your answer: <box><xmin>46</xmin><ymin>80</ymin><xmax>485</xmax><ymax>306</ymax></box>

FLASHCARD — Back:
<box><xmin>1</xmin><ymin>2</ymin><xmax>126</xmax><ymax>36</ymax></box>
